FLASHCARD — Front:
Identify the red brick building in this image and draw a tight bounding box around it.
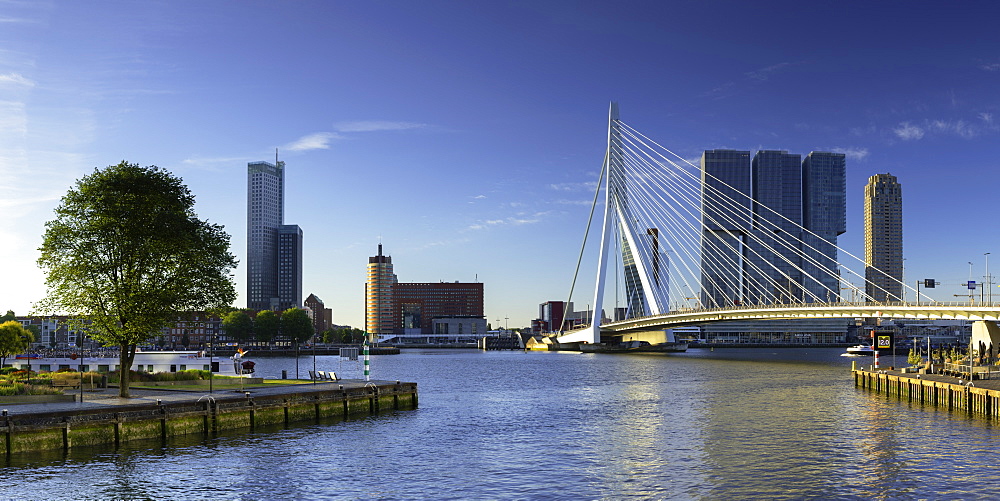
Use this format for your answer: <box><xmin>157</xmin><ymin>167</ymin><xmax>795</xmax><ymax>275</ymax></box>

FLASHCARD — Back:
<box><xmin>392</xmin><ymin>282</ymin><xmax>484</xmax><ymax>334</ymax></box>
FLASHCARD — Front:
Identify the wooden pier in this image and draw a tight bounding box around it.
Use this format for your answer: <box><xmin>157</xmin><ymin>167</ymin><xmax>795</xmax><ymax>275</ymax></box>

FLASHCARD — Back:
<box><xmin>854</xmin><ymin>368</ymin><xmax>1000</xmax><ymax>418</ymax></box>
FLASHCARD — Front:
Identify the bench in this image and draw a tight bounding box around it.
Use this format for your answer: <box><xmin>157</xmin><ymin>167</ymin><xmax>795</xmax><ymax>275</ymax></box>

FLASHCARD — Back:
<box><xmin>52</xmin><ymin>378</ymin><xmax>81</xmax><ymax>389</ymax></box>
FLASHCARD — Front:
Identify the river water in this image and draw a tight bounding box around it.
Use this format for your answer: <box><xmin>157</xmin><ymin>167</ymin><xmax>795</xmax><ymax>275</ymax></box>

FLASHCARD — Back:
<box><xmin>3</xmin><ymin>347</ymin><xmax>1000</xmax><ymax>500</ymax></box>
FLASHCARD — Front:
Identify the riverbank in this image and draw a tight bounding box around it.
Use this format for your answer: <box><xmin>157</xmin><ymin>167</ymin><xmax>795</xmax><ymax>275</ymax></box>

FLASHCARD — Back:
<box><xmin>0</xmin><ymin>379</ymin><xmax>417</xmax><ymax>455</ymax></box>
<box><xmin>217</xmin><ymin>346</ymin><xmax>401</xmax><ymax>356</ymax></box>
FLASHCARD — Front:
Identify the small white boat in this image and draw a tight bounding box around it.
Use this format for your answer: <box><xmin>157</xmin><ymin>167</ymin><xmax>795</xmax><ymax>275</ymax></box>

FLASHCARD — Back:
<box><xmin>8</xmin><ymin>350</ymin><xmax>244</xmax><ymax>376</ymax></box>
<box><xmin>845</xmin><ymin>344</ymin><xmax>875</xmax><ymax>356</ymax></box>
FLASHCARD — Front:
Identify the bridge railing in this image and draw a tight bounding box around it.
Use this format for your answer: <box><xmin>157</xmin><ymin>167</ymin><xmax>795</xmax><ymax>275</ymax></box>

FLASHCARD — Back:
<box><xmin>601</xmin><ymin>300</ymin><xmax>1000</xmax><ymax>328</ymax></box>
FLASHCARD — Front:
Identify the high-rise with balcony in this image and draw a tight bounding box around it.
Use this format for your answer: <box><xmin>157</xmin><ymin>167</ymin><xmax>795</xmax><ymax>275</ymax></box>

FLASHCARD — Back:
<box><xmin>366</xmin><ymin>244</ymin><xmax>396</xmax><ymax>337</ymax></box>
<box><xmin>864</xmin><ymin>173</ymin><xmax>903</xmax><ymax>302</ymax></box>
<box><xmin>247</xmin><ymin>159</ymin><xmax>303</xmax><ymax>311</ymax></box>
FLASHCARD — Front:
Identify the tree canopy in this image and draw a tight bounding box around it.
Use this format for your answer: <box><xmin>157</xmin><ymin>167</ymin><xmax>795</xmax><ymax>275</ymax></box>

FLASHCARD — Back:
<box><xmin>35</xmin><ymin>161</ymin><xmax>237</xmax><ymax>397</ymax></box>
<box><xmin>222</xmin><ymin>310</ymin><xmax>254</xmax><ymax>343</ymax></box>
<box><xmin>0</xmin><ymin>321</ymin><xmax>35</xmax><ymax>367</ymax></box>
<box><xmin>281</xmin><ymin>307</ymin><xmax>314</xmax><ymax>345</ymax></box>
<box><xmin>253</xmin><ymin>310</ymin><xmax>279</xmax><ymax>344</ymax></box>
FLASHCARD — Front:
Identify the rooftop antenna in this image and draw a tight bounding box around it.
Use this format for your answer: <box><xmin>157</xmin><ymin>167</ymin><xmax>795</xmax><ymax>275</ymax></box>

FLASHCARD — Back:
<box><xmin>275</xmin><ymin>147</ymin><xmax>279</xmax><ymax>165</ymax></box>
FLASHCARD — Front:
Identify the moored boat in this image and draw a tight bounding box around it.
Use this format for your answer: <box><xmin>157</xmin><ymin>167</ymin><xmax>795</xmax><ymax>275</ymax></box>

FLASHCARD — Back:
<box><xmin>4</xmin><ymin>350</ymin><xmax>245</xmax><ymax>376</ymax></box>
<box><xmin>845</xmin><ymin>344</ymin><xmax>875</xmax><ymax>356</ymax></box>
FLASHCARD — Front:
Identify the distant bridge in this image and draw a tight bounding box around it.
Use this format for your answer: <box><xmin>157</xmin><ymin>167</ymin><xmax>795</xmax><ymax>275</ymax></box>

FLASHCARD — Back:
<box><xmin>557</xmin><ymin>103</ymin><xmax>1000</xmax><ymax>349</ymax></box>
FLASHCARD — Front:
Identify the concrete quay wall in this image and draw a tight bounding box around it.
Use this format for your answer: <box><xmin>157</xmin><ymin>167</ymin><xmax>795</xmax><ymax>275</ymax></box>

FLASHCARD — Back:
<box><xmin>0</xmin><ymin>381</ymin><xmax>417</xmax><ymax>455</ymax></box>
<box><xmin>854</xmin><ymin>369</ymin><xmax>1000</xmax><ymax>418</ymax></box>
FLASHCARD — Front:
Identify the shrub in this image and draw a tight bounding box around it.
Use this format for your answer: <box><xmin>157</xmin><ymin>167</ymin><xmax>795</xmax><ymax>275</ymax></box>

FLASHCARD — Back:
<box><xmin>0</xmin><ymin>382</ymin><xmax>64</xmax><ymax>396</ymax></box>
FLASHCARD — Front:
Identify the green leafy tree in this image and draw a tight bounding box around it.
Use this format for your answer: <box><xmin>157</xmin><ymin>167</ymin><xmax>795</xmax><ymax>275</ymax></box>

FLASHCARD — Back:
<box><xmin>336</xmin><ymin>327</ymin><xmax>354</xmax><ymax>344</ymax></box>
<box><xmin>0</xmin><ymin>311</ymin><xmax>15</xmax><ymax>323</ymax></box>
<box><xmin>321</xmin><ymin>328</ymin><xmax>335</xmax><ymax>344</ymax></box>
<box><xmin>351</xmin><ymin>327</ymin><xmax>365</xmax><ymax>343</ymax></box>
<box><xmin>181</xmin><ymin>332</ymin><xmax>191</xmax><ymax>349</ymax></box>
<box><xmin>0</xmin><ymin>321</ymin><xmax>34</xmax><ymax>367</ymax></box>
<box><xmin>281</xmin><ymin>308</ymin><xmax>314</xmax><ymax>346</ymax></box>
<box><xmin>222</xmin><ymin>310</ymin><xmax>254</xmax><ymax>343</ymax></box>
<box><xmin>35</xmin><ymin>161</ymin><xmax>237</xmax><ymax>397</ymax></box>
<box><xmin>254</xmin><ymin>310</ymin><xmax>279</xmax><ymax>345</ymax></box>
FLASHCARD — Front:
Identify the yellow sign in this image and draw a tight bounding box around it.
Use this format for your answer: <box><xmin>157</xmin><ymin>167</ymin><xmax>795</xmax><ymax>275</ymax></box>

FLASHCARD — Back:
<box><xmin>876</xmin><ymin>335</ymin><xmax>892</xmax><ymax>348</ymax></box>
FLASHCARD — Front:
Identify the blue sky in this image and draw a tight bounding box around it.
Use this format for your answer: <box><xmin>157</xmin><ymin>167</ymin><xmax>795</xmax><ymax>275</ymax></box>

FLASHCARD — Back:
<box><xmin>3</xmin><ymin>1</ymin><xmax>1000</xmax><ymax>329</ymax></box>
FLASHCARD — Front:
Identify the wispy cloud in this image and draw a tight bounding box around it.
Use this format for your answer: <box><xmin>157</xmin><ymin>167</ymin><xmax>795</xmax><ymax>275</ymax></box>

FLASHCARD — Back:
<box><xmin>981</xmin><ymin>61</ymin><xmax>1000</xmax><ymax>71</ymax></box>
<box><xmin>704</xmin><ymin>61</ymin><xmax>799</xmax><ymax>99</ymax></box>
<box><xmin>549</xmin><ymin>181</ymin><xmax>597</xmax><ymax>192</ymax></box>
<box><xmin>0</xmin><ymin>17</ymin><xmax>39</xmax><ymax>24</ymax></box>
<box><xmin>334</xmin><ymin>121</ymin><xmax>426</xmax><ymax>133</ymax></box>
<box><xmin>472</xmin><ymin>194</ymin><xmax>486</xmax><ymax>199</ymax></box>
<box><xmin>980</xmin><ymin>112</ymin><xmax>994</xmax><ymax>125</ymax></box>
<box><xmin>893</xmin><ymin>122</ymin><xmax>925</xmax><ymax>140</ymax></box>
<box><xmin>467</xmin><ymin>212</ymin><xmax>550</xmax><ymax>231</ymax></box>
<box><xmin>277</xmin><ymin>121</ymin><xmax>427</xmax><ymax>154</ymax></box>
<box><xmin>409</xmin><ymin>237</ymin><xmax>471</xmax><ymax>251</ymax></box>
<box><xmin>0</xmin><ymin>73</ymin><xmax>33</xmax><ymax>86</ymax></box>
<box><xmin>831</xmin><ymin>147</ymin><xmax>869</xmax><ymax>161</ymax></box>
<box><xmin>554</xmin><ymin>199</ymin><xmax>594</xmax><ymax>206</ymax></box>
<box><xmin>746</xmin><ymin>62</ymin><xmax>791</xmax><ymax>81</ymax></box>
<box><xmin>929</xmin><ymin>119</ymin><xmax>977</xmax><ymax>138</ymax></box>
<box><xmin>284</xmin><ymin>132</ymin><xmax>341</xmax><ymax>152</ymax></box>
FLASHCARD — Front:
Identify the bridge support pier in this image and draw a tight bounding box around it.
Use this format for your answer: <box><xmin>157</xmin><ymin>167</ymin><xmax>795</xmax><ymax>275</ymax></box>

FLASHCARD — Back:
<box><xmin>557</xmin><ymin>325</ymin><xmax>601</xmax><ymax>345</ymax></box>
<box><xmin>971</xmin><ymin>320</ymin><xmax>1000</xmax><ymax>351</ymax></box>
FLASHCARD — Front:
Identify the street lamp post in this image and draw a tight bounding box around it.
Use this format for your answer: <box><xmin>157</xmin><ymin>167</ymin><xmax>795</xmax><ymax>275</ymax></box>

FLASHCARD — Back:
<box><xmin>209</xmin><ymin>329</ymin><xmax>215</xmax><ymax>393</ymax></box>
<box><xmin>986</xmin><ymin>252</ymin><xmax>992</xmax><ymax>305</ymax></box>
<box><xmin>969</xmin><ymin>261</ymin><xmax>975</xmax><ymax>305</ymax></box>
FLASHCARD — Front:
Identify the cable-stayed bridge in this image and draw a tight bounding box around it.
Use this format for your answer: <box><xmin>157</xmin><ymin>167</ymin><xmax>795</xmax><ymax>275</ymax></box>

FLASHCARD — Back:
<box><xmin>557</xmin><ymin>102</ymin><xmax>1000</xmax><ymax>348</ymax></box>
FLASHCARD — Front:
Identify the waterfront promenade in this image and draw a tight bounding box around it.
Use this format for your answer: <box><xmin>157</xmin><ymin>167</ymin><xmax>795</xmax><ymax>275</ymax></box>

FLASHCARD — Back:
<box><xmin>0</xmin><ymin>378</ymin><xmax>417</xmax><ymax>455</ymax></box>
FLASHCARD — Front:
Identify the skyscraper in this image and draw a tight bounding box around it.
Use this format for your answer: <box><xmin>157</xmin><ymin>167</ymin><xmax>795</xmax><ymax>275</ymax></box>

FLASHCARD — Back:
<box><xmin>802</xmin><ymin>152</ymin><xmax>846</xmax><ymax>302</ymax></box>
<box><xmin>749</xmin><ymin>150</ymin><xmax>803</xmax><ymax>304</ymax></box>
<box><xmin>247</xmin><ymin>160</ymin><xmax>284</xmax><ymax>311</ymax></box>
<box><xmin>366</xmin><ymin>244</ymin><xmax>396</xmax><ymax>337</ymax></box>
<box><xmin>277</xmin><ymin>224</ymin><xmax>303</xmax><ymax>311</ymax></box>
<box><xmin>700</xmin><ymin>149</ymin><xmax>846</xmax><ymax>306</ymax></box>
<box><xmin>247</xmin><ymin>159</ymin><xmax>303</xmax><ymax>311</ymax></box>
<box><xmin>700</xmin><ymin>149</ymin><xmax>751</xmax><ymax>308</ymax></box>
<box><xmin>864</xmin><ymin>173</ymin><xmax>903</xmax><ymax>302</ymax></box>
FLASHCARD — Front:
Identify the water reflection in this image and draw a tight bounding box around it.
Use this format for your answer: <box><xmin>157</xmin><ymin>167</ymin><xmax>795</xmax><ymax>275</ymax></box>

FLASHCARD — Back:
<box><xmin>5</xmin><ymin>349</ymin><xmax>1000</xmax><ymax>499</ymax></box>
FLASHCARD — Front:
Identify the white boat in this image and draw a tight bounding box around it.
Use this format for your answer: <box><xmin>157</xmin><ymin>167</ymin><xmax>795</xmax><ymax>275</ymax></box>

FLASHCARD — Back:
<box><xmin>8</xmin><ymin>350</ymin><xmax>245</xmax><ymax>376</ymax></box>
<box><xmin>845</xmin><ymin>344</ymin><xmax>875</xmax><ymax>356</ymax></box>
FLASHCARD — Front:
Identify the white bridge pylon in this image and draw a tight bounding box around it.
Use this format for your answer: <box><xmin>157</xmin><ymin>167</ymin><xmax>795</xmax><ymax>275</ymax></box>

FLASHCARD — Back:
<box><xmin>556</xmin><ymin>102</ymin><xmax>953</xmax><ymax>345</ymax></box>
<box><xmin>560</xmin><ymin>102</ymin><xmax>665</xmax><ymax>344</ymax></box>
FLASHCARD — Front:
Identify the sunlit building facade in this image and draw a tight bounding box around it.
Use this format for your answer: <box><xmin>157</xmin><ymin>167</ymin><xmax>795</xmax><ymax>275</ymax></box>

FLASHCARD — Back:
<box><xmin>864</xmin><ymin>173</ymin><xmax>903</xmax><ymax>302</ymax></box>
<box><xmin>248</xmin><ymin>159</ymin><xmax>303</xmax><ymax>311</ymax></box>
<box><xmin>366</xmin><ymin>244</ymin><xmax>396</xmax><ymax>337</ymax></box>
<box><xmin>247</xmin><ymin>160</ymin><xmax>285</xmax><ymax>311</ymax></box>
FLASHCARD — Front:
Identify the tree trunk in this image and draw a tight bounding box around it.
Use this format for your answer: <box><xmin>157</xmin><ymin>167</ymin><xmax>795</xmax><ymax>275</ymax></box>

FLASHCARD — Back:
<box><xmin>118</xmin><ymin>344</ymin><xmax>137</xmax><ymax>398</ymax></box>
